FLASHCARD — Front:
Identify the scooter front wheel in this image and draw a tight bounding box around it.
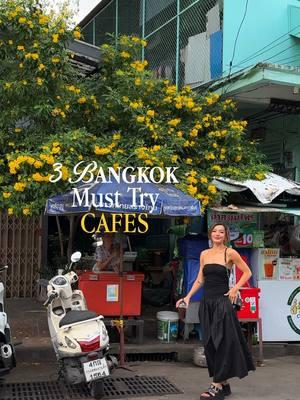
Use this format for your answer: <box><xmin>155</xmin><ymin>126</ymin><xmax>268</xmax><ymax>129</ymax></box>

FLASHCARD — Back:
<box><xmin>90</xmin><ymin>380</ymin><xmax>104</xmax><ymax>399</ymax></box>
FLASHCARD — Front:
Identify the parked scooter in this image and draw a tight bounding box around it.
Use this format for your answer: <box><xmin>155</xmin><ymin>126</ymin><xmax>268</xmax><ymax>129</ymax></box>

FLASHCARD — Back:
<box><xmin>44</xmin><ymin>252</ymin><xmax>117</xmax><ymax>399</ymax></box>
<box><xmin>0</xmin><ymin>265</ymin><xmax>16</xmax><ymax>374</ymax></box>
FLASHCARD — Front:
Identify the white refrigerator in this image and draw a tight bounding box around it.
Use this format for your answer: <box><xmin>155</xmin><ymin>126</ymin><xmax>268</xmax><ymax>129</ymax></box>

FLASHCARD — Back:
<box><xmin>259</xmin><ymin>280</ymin><xmax>300</xmax><ymax>341</ymax></box>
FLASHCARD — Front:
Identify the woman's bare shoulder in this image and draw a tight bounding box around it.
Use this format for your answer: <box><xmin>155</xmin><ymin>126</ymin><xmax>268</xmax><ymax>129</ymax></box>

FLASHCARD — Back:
<box><xmin>200</xmin><ymin>248</ymin><xmax>211</xmax><ymax>258</ymax></box>
<box><xmin>227</xmin><ymin>247</ymin><xmax>239</xmax><ymax>256</ymax></box>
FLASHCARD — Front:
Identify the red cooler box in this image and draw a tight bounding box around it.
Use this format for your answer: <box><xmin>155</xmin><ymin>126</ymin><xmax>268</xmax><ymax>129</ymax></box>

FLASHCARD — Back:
<box><xmin>78</xmin><ymin>272</ymin><xmax>144</xmax><ymax>316</ymax></box>
<box><xmin>237</xmin><ymin>287</ymin><xmax>261</xmax><ymax>319</ymax></box>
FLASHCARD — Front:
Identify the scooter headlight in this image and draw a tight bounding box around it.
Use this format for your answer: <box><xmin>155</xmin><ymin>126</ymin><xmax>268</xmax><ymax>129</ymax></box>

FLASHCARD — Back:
<box><xmin>65</xmin><ymin>336</ymin><xmax>77</xmax><ymax>349</ymax></box>
<box><xmin>102</xmin><ymin>325</ymin><xmax>108</xmax><ymax>341</ymax></box>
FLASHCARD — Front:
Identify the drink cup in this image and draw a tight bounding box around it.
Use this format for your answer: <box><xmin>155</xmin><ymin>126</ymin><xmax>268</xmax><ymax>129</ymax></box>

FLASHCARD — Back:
<box><xmin>178</xmin><ymin>300</ymin><xmax>187</xmax><ymax>320</ymax></box>
<box><xmin>264</xmin><ymin>262</ymin><xmax>274</xmax><ymax>278</ymax></box>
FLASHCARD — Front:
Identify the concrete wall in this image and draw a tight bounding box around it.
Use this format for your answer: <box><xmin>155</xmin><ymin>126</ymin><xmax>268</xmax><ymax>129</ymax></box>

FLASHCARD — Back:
<box><xmin>223</xmin><ymin>0</ymin><xmax>300</xmax><ymax>75</ymax></box>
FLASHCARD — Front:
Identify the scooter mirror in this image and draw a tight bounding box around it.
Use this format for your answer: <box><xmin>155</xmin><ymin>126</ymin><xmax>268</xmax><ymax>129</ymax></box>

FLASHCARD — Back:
<box><xmin>96</xmin><ymin>237</ymin><xmax>103</xmax><ymax>247</ymax></box>
<box><xmin>71</xmin><ymin>251</ymin><xmax>81</xmax><ymax>263</ymax></box>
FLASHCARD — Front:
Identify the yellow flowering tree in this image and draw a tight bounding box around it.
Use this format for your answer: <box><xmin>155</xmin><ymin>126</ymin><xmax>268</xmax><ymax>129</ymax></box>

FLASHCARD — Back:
<box><xmin>0</xmin><ymin>0</ymin><xmax>96</xmax><ymax>216</ymax></box>
<box><xmin>0</xmin><ymin>1</ymin><xmax>269</xmax><ymax>216</ymax></box>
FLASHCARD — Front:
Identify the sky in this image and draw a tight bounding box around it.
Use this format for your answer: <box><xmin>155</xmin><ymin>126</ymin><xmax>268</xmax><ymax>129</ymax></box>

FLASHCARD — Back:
<box><xmin>76</xmin><ymin>0</ymin><xmax>100</xmax><ymax>23</ymax></box>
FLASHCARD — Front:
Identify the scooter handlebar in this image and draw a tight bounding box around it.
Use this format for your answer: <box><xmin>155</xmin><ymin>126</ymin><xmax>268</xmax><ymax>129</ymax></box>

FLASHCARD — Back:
<box><xmin>43</xmin><ymin>292</ymin><xmax>58</xmax><ymax>307</ymax></box>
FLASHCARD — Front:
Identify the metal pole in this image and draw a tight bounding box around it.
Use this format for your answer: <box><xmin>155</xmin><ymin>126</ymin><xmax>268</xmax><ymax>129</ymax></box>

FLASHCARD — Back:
<box><xmin>142</xmin><ymin>0</ymin><xmax>146</xmax><ymax>62</ymax></box>
<box><xmin>92</xmin><ymin>18</ymin><xmax>96</xmax><ymax>46</ymax></box>
<box><xmin>175</xmin><ymin>0</ymin><xmax>180</xmax><ymax>88</ymax></box>
<box><xmin>115</xmin><ymin>0</ymin><xmax>119</xmax><ymax>48</ymax></box>
<box><xmin>118</xmin><ymin>234</ymin><xmax>125</xmax><ymax>367</ymax></box>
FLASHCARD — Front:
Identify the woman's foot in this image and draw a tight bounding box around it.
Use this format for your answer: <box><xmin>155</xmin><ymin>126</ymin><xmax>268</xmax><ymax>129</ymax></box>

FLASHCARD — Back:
<box><xmin>200</xmin><ymin>384</ymin><xmax>225</xmax><ymax>399</ymax></box>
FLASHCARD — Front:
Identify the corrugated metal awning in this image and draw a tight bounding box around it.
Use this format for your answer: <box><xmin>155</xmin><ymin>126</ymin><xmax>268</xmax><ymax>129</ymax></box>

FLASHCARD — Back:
<box><xmin>212</xmin><ymin>173</ymin><xmax>300</xmax><ymax>204</ymax></box>
<box><xmin>211</xmin><ymin>205</ymin><xmax>300</xmax><ymax>216</ymax></box>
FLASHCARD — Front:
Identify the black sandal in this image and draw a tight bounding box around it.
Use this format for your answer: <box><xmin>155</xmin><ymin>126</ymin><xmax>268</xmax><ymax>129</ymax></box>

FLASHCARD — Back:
<box><xmin>222</xmin><ymin>383</ymin><xmax>231</xmax><ymax>396</ymax></box>
<box><xmin>200</xmin><ymin>384</ymin><xmax>225</xmax><ymax>400</ymax></box>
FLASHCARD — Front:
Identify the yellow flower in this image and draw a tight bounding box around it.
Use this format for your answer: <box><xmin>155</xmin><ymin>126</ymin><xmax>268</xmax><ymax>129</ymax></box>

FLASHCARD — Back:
<box><xmin>17</xmin><ymin>45</ymin><xmax>25</xmax><ymax>51</ymax></box>
<box><xmin>61</xmin><ymin>166</ymin><xmax>69</xmax><ymax>181</ymax></box>
<box><xmin>130</xmin><ymin>102</ymin><xmax>139</xmax><ymax>109</ymax></box>
<box><xmin>78</xmin><ymin>97</ymin><xmax>87</xmax><ymax>104</ymax></box>
<box><xmin>19</xmin><ymin>63</ymin><xmax>23</xmax><ymax>68</ymax></box>
<box><xmin>208</xmin><ymin>185</ymin><xmax>217</xmax><ymax>194</ymax></box>
<box><xmin>200</xmin><ymin>176</ymin><xmax>208</xmax><ymax>184</ymax></box>
<box><xmin>31</xmin><ymin>53</ymin><xmax>39</xmax><ymax>60</ymax></box>
<box><xmin>212</xmin><ymin>165</ymin><xmax>222</xmax><ymax>173</ymax></box>
<box><xmin>190</xmin><ymin>129</ymin><xmax>198</xmax><ymax>137</ymax></box>
<box><xmin>120</xmin><ymin>51</ymin><xmax>131</xmax><ymax>59</ymax></box>
<box><xmin>165</xmin><ymin>85</ymin><xmax>177</xmax><ymax>95</ymax></box>
<box><xmin>52</xmin><ymin>57</ymin><xmax>60</xmax><ymax>63</ymax></box>
<box><xmin>94</xmin><ymin>146</ymin><xmax>110</xmax><ymax>155</ymax></box>
<box><xmin>4</xmin><ymin>82</ymin><xmax>12</xmax><ymax>89</ymax></box>
<box><xmin>130</xmin><ymin>60</ymin><xmax>146</xmax><ymax>72</ymax></box>
<box><xmin>147</xmin><ymin>110</ymin><xmax>155</xmax><ymax>117</ymax></box>
<box><xmin>8</xmin><ymin>208</ymin><xmax>14</xmax><ymax>215</ymax></box>
<box><xmin>18</xmin><ymin>16</ymin><xmax>26</xmax><ymax>23</ymax></box>
<box><xmin>187</xmin><ymin>176</ymin><xmax>197</xmax><ymax>184</ymax></box>
<box><xmin>152</xmin><ymin>145</ymin><xmax>161</xmax><ymax>152</ymax></box>
<box><xmin>36</xmin><ymin>77</ymin><xmax>44</xmax><ymax>86</ymax></box>
<box><xmin>38</xmin><ymin>63</ymin><xmax>45</xmax><ymax>71</ymax></box>
<box><xmin>136</xmin><ymin>116</ymin><xmax>145</xmax><ymax>123</ymax></box>
<box><xmin>186</xmin><ymin>100</ymin><xmax>195</xmax><ymax>109</ymax></box>
<box><xmin>8</xmin><ymin>40</ymin><xmax>13</xmax><ymax>45</ymax></box>
<box><xmin>22</xmin><ymin>208</ymin><xmax>30</xmax><ymax>216</ymax></box>
<box><xmin>78</xmin><ymin>155</ymin><xmax>83</xmax><ymax>160</ymax></box>
<box><xmin>39</xmin><ymin>15</ymin><xmax>49</xmax><ymax>25</ymax></box>
<box><xmin>171</xmin><ymin>155</ymin><xmax>178</xmax><ymax>163</ymax></box>
<box><xmin>168</xmin><ymin>118</ymin><xmax>181</xmax><ymax>127</ymax></box>
<box><xmin>113</xmin><ymin>133</ymin><xmax>121</xmax><ymax>140</ymax></box>
<box><xmin>177</xmin><ymin>131</ymin><xmax>183</xmax><ymax>138</ymax></box>
<box><xmin>255</xmin><ymin>172</ymin><xmax>265</xmax><ymax>181</ymax></box>
<box><xmin>145</xmin><ymin>159</ymin><xmax>153</xmax><ymax>166</ymax></box>
<box><xmin>34</xmin><ymin>160</ymin><xmax>43</xmax><ymax>168</ymax></box>
<box><xmin>15</xmin><ymin>128</ymin><xmax>22</xmax><ymax>133</ymax></box>
<box><xmin>141</xmin><ymin>40</ymin><xmax>147</xmax><ymax>46</ymax></box>
<box><xmin>186</xmin><ymin>158</ymin><xmax>193</xmax><ymax>165</ymax></box>
<box><xmin>2</xmin><ymin>192</ymin><xmax>11</xmax><ymax>199</ymax></box>
<box><xmin>73</xmin><ymin>30</ymin><xmax>81</xmax><ymax>39</ymax></box>
<box><xmin>14</xmin><ymin>182</ymin><xmax>26</xmax><ymax>192</ymax></box>
<box><xmin>135</xmin><ymin>77</ymin><xmax>141</xmax><ymax>86</ymax></box>
<box><xmin>187</xmin><ymin>185</ymin><xmax>197</xmax><ymax>196</ymax></box>
<box><xmin>32</xmin><ymin>173</ymin><xmax>44</xmax><ymax>182</ymax></box>
<box><xmin>51</xmin><ymin>146</ymin><xmax>60</xmax><ymax>154</ymax></box>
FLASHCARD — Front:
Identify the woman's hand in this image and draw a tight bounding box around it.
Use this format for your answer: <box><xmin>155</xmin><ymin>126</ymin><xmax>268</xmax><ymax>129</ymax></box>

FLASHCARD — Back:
<box><xmin>176</xmin><ymin>297</ymin><xmax>190</xmax><ymax>308</ymax></box>
<box><xmin>224</xmin><ymin>287</ymin><xmax>239</xmax><ymax>303</ymax></box>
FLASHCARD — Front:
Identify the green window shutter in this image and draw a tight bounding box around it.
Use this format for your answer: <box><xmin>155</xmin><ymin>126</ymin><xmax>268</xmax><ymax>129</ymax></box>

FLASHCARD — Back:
<box><xmin>288</xmin><ymin>5</ymin><xmax>300</xmax><ymax>38</ymax></box>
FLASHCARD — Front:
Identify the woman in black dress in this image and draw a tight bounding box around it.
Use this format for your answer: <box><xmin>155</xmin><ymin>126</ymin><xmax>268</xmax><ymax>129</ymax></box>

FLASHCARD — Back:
<box><xmin>176</xmin><ymin>223</ymin><xmax>255</xmax><ymax>399</ymax></box>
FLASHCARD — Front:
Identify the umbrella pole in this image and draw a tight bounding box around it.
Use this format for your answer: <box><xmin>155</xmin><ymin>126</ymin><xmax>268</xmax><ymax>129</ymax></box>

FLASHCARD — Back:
<box><xmin>119</xmin><ymin>235</ymin><xmax>125</xmax><ymax>367</ymax></box>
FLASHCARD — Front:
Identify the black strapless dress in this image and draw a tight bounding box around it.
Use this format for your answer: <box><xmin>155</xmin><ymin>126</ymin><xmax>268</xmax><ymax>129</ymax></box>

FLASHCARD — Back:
<box><xmin>198</xmin><ymin>264</ymin><xmax>255</xmax><ymax>382</ymax></box>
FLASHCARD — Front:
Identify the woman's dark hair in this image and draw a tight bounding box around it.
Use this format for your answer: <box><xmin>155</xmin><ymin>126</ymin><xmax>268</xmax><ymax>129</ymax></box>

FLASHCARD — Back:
<box><xmin>208</xmin><ymin>223</ymin><xmax>230</xmax><ymax>244</ymax></box>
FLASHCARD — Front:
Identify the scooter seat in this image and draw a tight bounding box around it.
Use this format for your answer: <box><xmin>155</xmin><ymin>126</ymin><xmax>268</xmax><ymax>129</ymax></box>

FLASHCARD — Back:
<box><xmin>59</xmin><ymin>310</ymin><xmax>98</xmax><ymax>328</ymax></box>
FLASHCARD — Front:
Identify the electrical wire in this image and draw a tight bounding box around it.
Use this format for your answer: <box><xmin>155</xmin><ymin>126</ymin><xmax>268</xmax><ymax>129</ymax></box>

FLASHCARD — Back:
<box><xmin>261</xmin><ymin>43</ymin><xmax>299</xmax><ymax>63</ymax></box>
<box><xmin>272</xmin><ymin>53</ymin><xmax>300</xmax><ymax>64</ymax></box>
<box><xmin>230</xmin><ymin>24</ymin><xmax>300</xmax><ymax>70</ymax></box>
<box><xmin>228</xmin><ymin>0</ymin><xmax>249</xmax><ymax>77</ymax></box>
